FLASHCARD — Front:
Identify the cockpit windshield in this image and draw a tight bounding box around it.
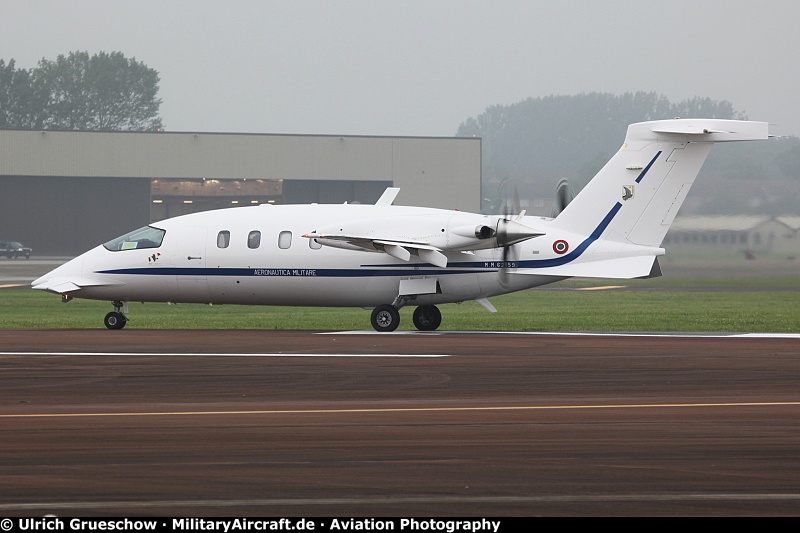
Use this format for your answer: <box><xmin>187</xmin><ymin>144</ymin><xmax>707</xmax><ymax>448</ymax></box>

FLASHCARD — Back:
<box><xmin>103</xmin><ymin>226</ymin><xmax>166</xmax><ymax>251</ymax></box>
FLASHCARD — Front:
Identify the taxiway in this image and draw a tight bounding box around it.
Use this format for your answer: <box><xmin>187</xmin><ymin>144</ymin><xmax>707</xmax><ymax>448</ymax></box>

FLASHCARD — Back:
<box><xmin>1</xmin><ymin>329</ymin><xmax>799</xmax><ymax>516</ymax></box>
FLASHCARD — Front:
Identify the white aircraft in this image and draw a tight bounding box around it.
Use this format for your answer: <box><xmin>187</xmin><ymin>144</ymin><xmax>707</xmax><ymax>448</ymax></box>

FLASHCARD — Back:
<box><xmin>32</xmin><ymin>118</ymin><xmax>770</xmax><ymax>331</ymax></box>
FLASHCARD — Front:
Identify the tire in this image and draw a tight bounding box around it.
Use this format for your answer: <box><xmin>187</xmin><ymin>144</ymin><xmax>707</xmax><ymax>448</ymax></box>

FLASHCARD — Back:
<box><xmin>104</xmin><ymin>311</ymin><xmax>127</xmax><ymax>330</ymax></box>
<box><xmin>370</xmin><ymin>304</ymin><xmax>400</xmax><ymax>332</ymax></box>
<box><xmin>412</xmin><ymin>305</ymin><xmax>442</xmax><ymax>331</ymax></box>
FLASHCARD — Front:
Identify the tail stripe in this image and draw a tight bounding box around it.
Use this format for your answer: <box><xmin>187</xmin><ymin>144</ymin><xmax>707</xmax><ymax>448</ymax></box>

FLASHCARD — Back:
<box><xmin>635</xmin><ymin>151</ymin><xmax>662</xmax><ymax>183</ymax></box>
<box><xmin>514</xmin><ymin>202</ymin><xmax>623</xmax><ymax>269</ymax></box>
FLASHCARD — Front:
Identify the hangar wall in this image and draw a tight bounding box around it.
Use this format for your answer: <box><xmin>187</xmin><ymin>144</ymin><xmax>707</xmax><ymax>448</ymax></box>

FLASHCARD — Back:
<box><xmin>0</xmin><ymin>129</ymin><xmax>481</xmax><ymax>255</ymax></box>
<box><xmin>0</xmin><ymin>176</ymin><xmax>150</xmax><ymax>256</ymax></box>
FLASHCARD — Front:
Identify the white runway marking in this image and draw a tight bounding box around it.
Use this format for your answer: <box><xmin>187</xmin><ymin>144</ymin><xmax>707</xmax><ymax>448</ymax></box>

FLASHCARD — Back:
<box><xmin>322</xmin><ymin>330</ymin><xmax>800</xmax><ymax>338</ymax></box>
<box><xmin>3</xmin><ymin>401</ymin><xmax>800</xmax><ymax>419</ymax></box>
<box><xmin>3</xmin><ymin>493</ymin><xmax>800</xmax><ymax>511</ymax></box>
<box><xmin>0</xmin><ymin>352</ymin><xmax>449</xmax><ymax>357</ymax></box>
<box><xmin>575</xmin><ymin>285</ymin><xmax>627</xmax><ymax>291</ymax></box>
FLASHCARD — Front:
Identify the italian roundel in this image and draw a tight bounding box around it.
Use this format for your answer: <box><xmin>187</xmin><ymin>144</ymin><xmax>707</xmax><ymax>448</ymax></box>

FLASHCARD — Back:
<box><xmin>553</xmin><ymin>240</ymin><xmax>569</xmax><ymax>254</ymax></box>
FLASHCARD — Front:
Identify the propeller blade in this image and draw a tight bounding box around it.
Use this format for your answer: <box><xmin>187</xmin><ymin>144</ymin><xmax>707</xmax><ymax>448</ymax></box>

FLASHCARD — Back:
<box><xmin>552</xmin><ymin>178</ymin><xmax>575</xmax><ymax>217</ymax></box>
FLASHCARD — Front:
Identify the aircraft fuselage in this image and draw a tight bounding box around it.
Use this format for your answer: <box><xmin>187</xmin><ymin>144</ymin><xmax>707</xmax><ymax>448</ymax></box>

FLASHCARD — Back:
<box><xmin>40</xmin><ymin>203</ymin><xmax>560</xmax><ymax>309</ymax></box>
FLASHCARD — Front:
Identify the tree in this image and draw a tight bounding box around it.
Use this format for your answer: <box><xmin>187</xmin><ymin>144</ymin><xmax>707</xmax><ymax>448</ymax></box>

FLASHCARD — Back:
<box><xmin>454</xmin><ymin>92</ymin><xmax>794</xmax><ymax>215</ymax></box>
<box><xmin>0</xmin><ymin>51</ymin><xmax>163</xmax><ymax>131</ymax></box>
<box><xmin>0</xmin><ymin>59</ymin><xmax>46</xmax><ymax>128</ymax></box>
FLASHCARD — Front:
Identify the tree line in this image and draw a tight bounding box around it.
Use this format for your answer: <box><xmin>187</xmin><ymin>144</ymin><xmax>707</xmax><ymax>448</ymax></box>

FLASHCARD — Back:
<box><xmin>0</xmin><ymin>51</ymin><xmax>162</xmax><ymax>131</ymax></box>
<box><xmin>456</xmin><ymin>92</ymin><xmax>799</xmax><ymax>215</ymax></box>
<box><xmin>3</xmin><ymin>53</ymin><xmax>796</xmax><ymax>215</ymax></box>
<box><xmin>456</xmin><ymin>92</ymin><xmax>746</xmax><ymax>188</ymax></box>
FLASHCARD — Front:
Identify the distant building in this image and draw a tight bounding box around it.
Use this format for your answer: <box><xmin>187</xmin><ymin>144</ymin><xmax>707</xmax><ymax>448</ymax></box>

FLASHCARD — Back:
<box><xmin>0</xmin><ymin>129</ymin><xmax>480</xmax><ymax>255</ymax></box>
<box><xmin>664</xmin><ymin>216</ymin><xmax>800</xmax><ymax>258</ymax></box>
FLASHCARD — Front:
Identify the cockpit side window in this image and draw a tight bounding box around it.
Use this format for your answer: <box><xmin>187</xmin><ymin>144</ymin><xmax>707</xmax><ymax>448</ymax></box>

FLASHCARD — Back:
<box><xmin>103</xmin><ymin>226</ymin><xmax>166</xmax><ymax>251</ymax></box>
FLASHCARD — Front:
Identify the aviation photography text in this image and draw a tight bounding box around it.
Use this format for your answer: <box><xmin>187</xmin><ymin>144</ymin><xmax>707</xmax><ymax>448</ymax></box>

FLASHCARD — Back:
<box><xmin>4</xmin><ymin>518</ymin><xmax>504</xmax><ymax>533</ymax></box>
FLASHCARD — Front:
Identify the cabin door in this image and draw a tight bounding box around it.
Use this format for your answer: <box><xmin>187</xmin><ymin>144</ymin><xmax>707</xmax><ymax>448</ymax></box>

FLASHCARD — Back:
<box><xmin>172</xmin><ymin>226</ymin><xmax>211</xmax><ymax>302</ymax></box>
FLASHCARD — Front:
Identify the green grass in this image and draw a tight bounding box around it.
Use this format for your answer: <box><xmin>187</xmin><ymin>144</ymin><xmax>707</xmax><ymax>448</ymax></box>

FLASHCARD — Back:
<box><xmin>1</xmin><ymin>284</ymin><xmax>798</xmax><ymax>332</ymax></box>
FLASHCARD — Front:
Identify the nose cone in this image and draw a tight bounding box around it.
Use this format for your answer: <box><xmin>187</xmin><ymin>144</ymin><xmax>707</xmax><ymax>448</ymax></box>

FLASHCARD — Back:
<box><xmin>32</xmin><ymin>246</ymin><xmax>127</xmax><ymax>295</ymax></box>
<box><xmin>31</xmin><ymin>255</ymin><xmax>85</xmax><ymax>294</ymax></box>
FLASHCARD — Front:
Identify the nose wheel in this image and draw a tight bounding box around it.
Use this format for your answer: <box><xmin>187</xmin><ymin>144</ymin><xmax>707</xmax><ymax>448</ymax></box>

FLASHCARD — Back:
<box><xmin>104</xmin><ymin>301</ymin><xmax>128</xmax><ymax>330</ymax></box>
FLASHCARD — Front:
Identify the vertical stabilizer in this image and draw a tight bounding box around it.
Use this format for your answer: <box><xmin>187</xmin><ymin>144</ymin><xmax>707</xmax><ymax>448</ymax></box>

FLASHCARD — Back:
<box><xmin>549</xmin><ymin>119</ymin><xmax>770</xmax><ymax>247</ymax></box>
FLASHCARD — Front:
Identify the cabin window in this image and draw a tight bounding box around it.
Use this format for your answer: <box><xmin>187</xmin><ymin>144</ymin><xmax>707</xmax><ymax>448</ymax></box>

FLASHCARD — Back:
<box><xmin>278</xmin><ymin>231</ymin><xmax>292</xmax><ymax>249</ymax></box>
<box><xmin>309</xmin><ymin>237</ymin><xmax>322</xmax><ymax>250</ymax></box>
<box><xmin>217</xmin><ymin>230</ymin><xmax>231</xmax><ymax>249</ymax></box>
<box><xmin>248</xmin><ymin>231</ymin><xmax>261</xmax><ymax>249</ymax></box>
<box><xmin>103</xmin><ymin>226</ymin><xmax>166</xmax><ymax>251</ymax></box>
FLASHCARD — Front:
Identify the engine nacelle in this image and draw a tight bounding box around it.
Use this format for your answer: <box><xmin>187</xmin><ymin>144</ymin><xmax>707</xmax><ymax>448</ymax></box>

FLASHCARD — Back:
<box><xmin>449</xmin><ymin>219</ymin><xmax>544</xmax><ymax>250</ymax></box>
<box><xmin>474</xmin><ymin>225</ymin><xmax>496</xmax><ymax>239</ymax></box>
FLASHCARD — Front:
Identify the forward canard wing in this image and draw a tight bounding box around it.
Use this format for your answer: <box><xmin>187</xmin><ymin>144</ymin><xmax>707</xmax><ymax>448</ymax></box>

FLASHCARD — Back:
<box><xmin>31</xmin><ymin>275</ymin><xmax>125</xmax><ymax>294</ymax></box>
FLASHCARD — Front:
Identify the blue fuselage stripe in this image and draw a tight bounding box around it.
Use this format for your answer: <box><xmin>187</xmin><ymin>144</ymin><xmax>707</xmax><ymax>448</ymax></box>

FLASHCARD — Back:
<box><xmin>96</xmin><ymin>267</ymin><xmax>486</xmax><ymax>277</ymax></box>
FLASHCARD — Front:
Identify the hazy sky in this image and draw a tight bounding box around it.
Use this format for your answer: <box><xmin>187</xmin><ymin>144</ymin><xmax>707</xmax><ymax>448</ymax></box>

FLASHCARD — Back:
<box><xmin>3</xmin><ymin>0</ymin><xmax>799</xmax><ymax>137</ymax></box>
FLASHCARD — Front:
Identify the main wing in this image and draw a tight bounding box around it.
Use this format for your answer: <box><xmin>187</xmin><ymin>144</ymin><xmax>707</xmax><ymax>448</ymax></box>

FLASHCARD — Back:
<box><xmin>302</xmin><ymin>232</ymin><xmax>449</xmax><ymax>267</ymax></box>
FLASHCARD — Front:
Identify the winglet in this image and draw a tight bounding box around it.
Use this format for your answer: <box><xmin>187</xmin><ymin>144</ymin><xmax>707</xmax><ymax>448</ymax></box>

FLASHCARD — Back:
<box><xmin>375</xmin><ymin>187</ymin><xmax>401</xmax><ymax>206</ymax></box>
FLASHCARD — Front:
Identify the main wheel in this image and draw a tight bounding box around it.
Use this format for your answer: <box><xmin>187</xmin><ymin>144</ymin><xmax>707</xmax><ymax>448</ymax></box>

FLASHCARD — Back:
<box><xmin>370</xmin><ymin>304</ymin><xmax>400</xmax><ymax>332</ymax></box>
<box><xmin>104</xmin><ymin>311</ymin><xmax>127</xmax><ymax>330</ymax></box>
<box><xmin>412</xmin><ymin>305</ymin><xmax>442</xmax><ymax>331</ymax></box>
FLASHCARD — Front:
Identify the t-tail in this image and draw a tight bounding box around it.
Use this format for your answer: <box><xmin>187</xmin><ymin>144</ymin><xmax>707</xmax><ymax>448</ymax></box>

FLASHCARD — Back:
<box><xmin>551</xmin><ymin>119</ymin><xmax>770</xmax><ymax>245</ymax></box>
<box><xmin>536</xmin><ymin>119</ymin><xmax>770</xmax><ymax>279</ymax></box>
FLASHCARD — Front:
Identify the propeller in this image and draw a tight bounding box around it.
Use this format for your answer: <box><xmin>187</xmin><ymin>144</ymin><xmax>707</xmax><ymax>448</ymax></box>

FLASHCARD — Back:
<box><xmin>551</xmin><ymin>178</ymin><xmax>575</xmax><ymax>218</ymax></box>
<box><xmin>498</xmin><ymin>181</ymin><xmax>523</xmax><ymax>286</ymax></box>
<box><xmin>498</xmin><ymin>222</ymin><xmax>518</xmax><ymax>286</ymax></box>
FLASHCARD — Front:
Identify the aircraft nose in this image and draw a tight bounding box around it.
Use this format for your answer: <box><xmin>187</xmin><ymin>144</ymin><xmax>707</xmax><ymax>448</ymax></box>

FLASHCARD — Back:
<box><xmin>31</xmin><ymin>256</ymin><xmax>85</xmax><ymax>293</ymax></box>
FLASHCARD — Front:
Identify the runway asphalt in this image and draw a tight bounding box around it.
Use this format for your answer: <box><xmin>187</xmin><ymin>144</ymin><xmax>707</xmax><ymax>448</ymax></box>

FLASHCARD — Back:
<box><xmin>1</xmin><ymin>328</ymin><xmax>799</xmax><ymax>517</ymax></box>
<box><xmin>3</xmin><ymin>257</ymin><xmax>799</xmax><ymax>516</ymax></box>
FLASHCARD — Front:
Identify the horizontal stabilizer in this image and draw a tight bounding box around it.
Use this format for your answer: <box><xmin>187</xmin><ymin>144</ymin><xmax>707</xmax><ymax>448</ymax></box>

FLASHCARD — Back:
<box><xmin>645</xmin><ymin>119</ymin><xmax>769</xmax><ymax>141</ymax></box>
<box><xmin>651</xmin><ymin>125</ymin><xmax>734</xmax><ymax>135</ymax></box>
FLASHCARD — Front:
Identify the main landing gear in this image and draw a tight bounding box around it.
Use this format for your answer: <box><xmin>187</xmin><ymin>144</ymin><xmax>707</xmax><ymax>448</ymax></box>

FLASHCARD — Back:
<box><xmin>412</xmin><ymin>304</ymin><xmax>442</xmax><ymax>331</ymax></box>
<box><xmin>104</xmin><ymin>300</ymin><xmax>128</xmax><ymax>330</ymax></box>
<box><xmin>369</xmin><ymin>304</ymin><xmax>442</xmax><ymax>332</ymax></box>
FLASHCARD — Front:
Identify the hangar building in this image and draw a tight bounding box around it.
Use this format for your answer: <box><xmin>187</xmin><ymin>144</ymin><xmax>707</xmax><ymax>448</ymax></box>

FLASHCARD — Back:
<box><xmin>0</xmin><ymin>129</ymin><xmax>481</xmax><ymax>255</ymax></box>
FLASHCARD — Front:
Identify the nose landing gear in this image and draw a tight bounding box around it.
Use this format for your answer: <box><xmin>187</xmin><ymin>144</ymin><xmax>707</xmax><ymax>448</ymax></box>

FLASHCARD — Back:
<box><xmin>104</xmin><ymin>300</ymin><xmax>128</xmax><ymax>330</ymax></box>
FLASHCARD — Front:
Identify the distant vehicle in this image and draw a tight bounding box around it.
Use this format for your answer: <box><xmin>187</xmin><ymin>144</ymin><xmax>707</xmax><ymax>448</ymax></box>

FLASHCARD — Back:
<box><xmin>0</xmin><ymin>241</ymin><xmax>32</xmax><ymax>259</ymax></box>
